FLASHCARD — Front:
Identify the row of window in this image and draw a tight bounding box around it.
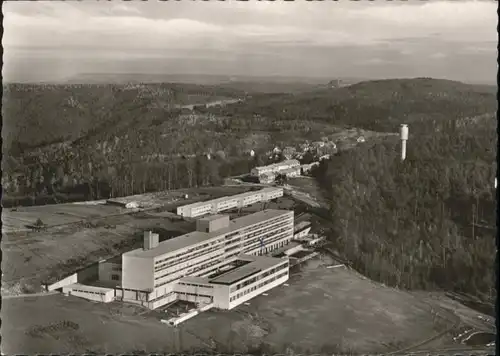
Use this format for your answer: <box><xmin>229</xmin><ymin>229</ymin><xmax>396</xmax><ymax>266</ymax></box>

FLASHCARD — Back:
<box><xmin>154</xmin><ymin>255</ymin><xmax>225</xmax><ymax>288</ymax></box>
<box><xmin>232</xmin><ymin>218</ymin><xmax>292</xmax><ymax>246</ymax></box>
<box><xmin>238</xmin><ymin>214</ymin><xmax>291</xmax><ymax>236</ymax></box>
<box><xmin>155</xmin><ymin>239</ymin><xmax>222</xmax><ymax>266</ymax></box>
<box><xmin>154</xmin><ymin>245</ymin><xmax>221</xmax><ymax>272</ymax></box>
<box><xmin>231</xmin><ymin>262</ymin><xmax>289</xmax><ymax>292</ymax></box>
<box><xmin>155</xmin><ymin>215</ymin><xmax>291</xmax><ymax>272</ymax></box>
<box><xmin>243</xmin><ymin>230</ymin><xmax>292</xmax><ymax>253</ymax></box>
<box><xmin>154</xmin><ymin>251</ymin><xmax>221</xmax><ymax>282</ymax></box>
<box><xmin>229</xmin><ymin>271</ymin><xmax>288</xmax><ymax>302</ymax></box>
<box><xmin>243</xmin><ymin>225</ymin><xmax>291</xmax><ymax>248</ymax></box>
<box><xmin>189</xmin><ymin>190</ymin><xmax>281</xmax><ymax>215</ymax></box>
<box><xmin>71</xmin><ymin>289</ymin><xmax>108</xmax><ymax>296</ymax></box>
<box><xmin>178</xmin><ymin>282</ymin><xmax>214</xmax><ymax>289</ymax></box>
<box><xmin>180</xmin><ymin>292</ymin><xmax>212</xmax><ymax>298</ymax></box>
<box><xmin>219</xmin><ymin>221</ymin><xmax>292</xmax><ymax>256</ymax></box>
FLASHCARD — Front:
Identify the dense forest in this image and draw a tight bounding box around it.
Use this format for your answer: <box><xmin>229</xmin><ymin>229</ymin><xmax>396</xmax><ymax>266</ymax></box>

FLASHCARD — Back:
<box><xmin>216</xmin><ymin>78</ymin><xmax>497</xmax><ymax>133</ymax></box>
<box><xmin>314</xmin><ymin>113</ymin><xmax>497</xmax><ymax>303</ymax></box>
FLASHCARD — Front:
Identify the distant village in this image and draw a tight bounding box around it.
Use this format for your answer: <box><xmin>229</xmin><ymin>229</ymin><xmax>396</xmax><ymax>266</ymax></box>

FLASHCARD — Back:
<box><xmin>246</xmin><ymin>135</ymin><xmax>366</xmax><ymax>184</ymax></box>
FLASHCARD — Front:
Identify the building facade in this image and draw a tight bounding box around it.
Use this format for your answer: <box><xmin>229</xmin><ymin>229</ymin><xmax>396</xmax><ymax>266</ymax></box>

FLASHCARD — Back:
<box><xmin>176</xmin><ymin>187</ymin><xmax>283</xmax><ymax>218</ymax></box>
<box><xmin>250</xmin><ymin>160</ymin><xmax>300</xmax><ymax>178</ymax></box>
<box><xmin>120</xmin><ymin>209</ymin><xmax>294</xmax><ymax>309</ymax></box>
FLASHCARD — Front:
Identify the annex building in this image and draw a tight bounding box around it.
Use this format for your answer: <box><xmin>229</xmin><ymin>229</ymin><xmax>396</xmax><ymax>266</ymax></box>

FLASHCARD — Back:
<box><xmin>250</xmin><ymin>159</ymin><xmax>300</xmax><ymax>178</ymax></box>
<box><xmin>61</xmin><ymin>209</ymin><xmax>294</xmax><ymax>311</ymax></box>
<box><xmin>176</xmin><ymin>187</ymin><xmax>283</xmax><ymax>218</ymax></box>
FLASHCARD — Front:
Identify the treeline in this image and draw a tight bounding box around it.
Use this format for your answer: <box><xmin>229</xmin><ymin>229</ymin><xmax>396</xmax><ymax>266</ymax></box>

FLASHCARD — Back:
<box><xmin>2</xmin><ymin>154</ymin><xmax>262</xmax><ymax>208</ymax></box>
<box><xmin>314</xmin><ymin>116</ymin><xmax>497</xmax><ymax>302</ymax></box>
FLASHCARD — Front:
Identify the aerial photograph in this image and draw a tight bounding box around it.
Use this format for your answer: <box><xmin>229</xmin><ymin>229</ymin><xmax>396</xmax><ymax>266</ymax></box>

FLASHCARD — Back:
<box><xmin>1</xmin><ymin>0</ymin><xmax>497</xmax><ymax>355</ymax></box>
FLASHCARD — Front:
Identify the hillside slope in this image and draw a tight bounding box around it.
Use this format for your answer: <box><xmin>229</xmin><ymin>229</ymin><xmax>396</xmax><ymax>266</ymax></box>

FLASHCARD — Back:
<box><xmin>2</xmin><ymin>83</ymin><xmax>245</xmax><ymax>154</ymax></box>
<box><xmin>218</xmin><ymin>78</ymin><xmax>497</xmax><ymax>133</ymax></box>
<box><xmin>313</xmin><ymin>109</ymin><xmax>497</xmax><ymax>303</ymax></box>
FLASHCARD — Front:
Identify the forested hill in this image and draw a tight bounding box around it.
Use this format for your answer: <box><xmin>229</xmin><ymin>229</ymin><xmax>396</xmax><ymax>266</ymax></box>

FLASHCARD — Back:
<box><xmin>313</xmin><ymin>104</ymin><xmax>497</xmax><ymax>304</ymax></box>
<box><xmin>222</xmin><ymin>78</ymin><xmax>497</xmax><ymax>133</ymax></box>
<box><xmin>2</xmin><ymin>78</ymin><xmax>496</xmax><ymax>218</ymax></box>
<box><xmin>2</xmin><ymin>82</ymin><xmax>245</xmax><ymax>155</ymax></box>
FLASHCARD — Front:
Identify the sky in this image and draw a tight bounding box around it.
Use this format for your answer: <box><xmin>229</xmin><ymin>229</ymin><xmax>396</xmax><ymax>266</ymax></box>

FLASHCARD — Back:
<box><xmin>3</xmin><ymin>0</ymin><xmax>498</xmax><ymax>84</ymax></box>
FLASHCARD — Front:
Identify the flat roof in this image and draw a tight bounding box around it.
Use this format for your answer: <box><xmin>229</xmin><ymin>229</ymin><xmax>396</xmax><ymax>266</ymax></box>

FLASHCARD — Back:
<box><xmin>210</xmin><ymin>266</ymin><xmax>261</xmax><ymax>284</ymax></box>
<box><xmin>198</xmin><ymin>214</ymin><xmax>228</xmax><ymax>222</ymax></box>
<box><xmin>254</xmin><ymin>160</ymin><xmax>300</xmax><ymax>171</ymax></box>
<box><xmin>123</xmin><ymin>209</ymin><xmax>291</xmax><ymax>259</ymax></box>
<box><xmin>180</xmin><ymin>187</ymin><xmax>282</xmax><ymax>210</ymax></box>
<box><xmin>209</xmin><ymin>255</ymin><xmax>287</xmax><ymax>285</ymax></box>
<box><xmin>179</xmin><ymin>276</ymin><xmax>210</xmax><ymax>285</ymax></box>
<box><xmin>294</xmin><ymin>221</ymin><xmax>311</xmax><ymax>231</ymax></box>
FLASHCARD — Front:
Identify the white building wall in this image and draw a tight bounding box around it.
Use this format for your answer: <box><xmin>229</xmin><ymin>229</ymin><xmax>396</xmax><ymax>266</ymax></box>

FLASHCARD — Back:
<box><xmin>62</xmin><ymin>285</ymin><xmax>115</xmax><ymax>303</ymax></box>
<box><xmin>212</xmin><ymin>284</ymin><xmax>231</xmax><ymax>309</ymax></box>
<box><xmin>46</xmin><ymin>273</ymin><xmax>78</xmax><ymax>291</ymax></box>
<box><xmin>122</xmin><ymin>255</ymin><xmax>155</xmax><ymax>291</ymax></box>
<box><xmin>227</xmin><ymin>274</ymin><xmax>288</xmax><ymax>310</ymax></box>
<box><xmin>227</xmin><ymin>272</ymin><xmax>289</xmax><ymax>310</ymax></box>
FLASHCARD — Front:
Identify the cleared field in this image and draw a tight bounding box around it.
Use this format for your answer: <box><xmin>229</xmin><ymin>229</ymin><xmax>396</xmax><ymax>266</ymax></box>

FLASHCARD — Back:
<box><xmin>3</xmin><ymin>254</ymin><xmax>480</xmax><ymax>355</ymax></box>
<box><xmin>1</xmin><ymin>294</ymin><xmax>204</xmax><ymax>355</ymax></box>
<box><xmin>2</xmin><ymin>204</ymin><xmax>124</xmax><ymax>232</ymax></box>
<box><xmin>179</xmin><ymin>256</ymin><xmax>458</xmax><ymax>354</ymax></box>
<box><xmin>2</xmin><ymin>213</ymin><xmax>195</xmax><ymax>294</ymax></box>
<box><xmin>1</xmin><ymin>186</ymin><xmax>251</xmax><ymax>233</ymax></box>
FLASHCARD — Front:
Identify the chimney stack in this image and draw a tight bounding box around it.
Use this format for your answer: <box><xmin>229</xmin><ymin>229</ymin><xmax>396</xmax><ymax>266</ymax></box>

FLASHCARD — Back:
<box><xmin>143</xmin><ymin>231</ymin><xmax>159</xmax><ymax>250</ymax></box>
<box><xmin>400</xmin><ymin>124</ymin><xmax>409</xmax><ymax>161</ymax></box>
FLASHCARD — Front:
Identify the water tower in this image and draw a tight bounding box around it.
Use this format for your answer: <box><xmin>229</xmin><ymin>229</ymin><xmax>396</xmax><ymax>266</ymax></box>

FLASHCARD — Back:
<box><xmin>400</xmin><ymin>124</ymin><xmax>409</xmax><ymax>161</ymax></box>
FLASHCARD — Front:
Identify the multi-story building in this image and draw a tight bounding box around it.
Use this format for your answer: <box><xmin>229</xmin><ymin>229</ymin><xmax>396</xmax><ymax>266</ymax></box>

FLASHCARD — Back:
<box><xmin>280</xmin><ymin>166</ymin><xmax>301</xmax><ymax>179</ymax></box>
<box><xmin>176</xmin><ymin>187</ymin><xmax>283</xmax><ymax>218</ymax></box>
<box><xmin>176</xmin><ymin>254</ymin><xmax>289</xmax><ymax>310</ymax></box>
<box><xmin>250</xmin><ymin>160</ymin><xmax>300</xmax><ymax>178</ymax></box>
<box><xmin>118</xmin><ymin>209</ymin><xmax>294</xmax><ymax>309</ymax></box>
<box><xmin>259</xmin><ymin>172</ymin><xmax>277</xmax><ymax>184</ymax></box>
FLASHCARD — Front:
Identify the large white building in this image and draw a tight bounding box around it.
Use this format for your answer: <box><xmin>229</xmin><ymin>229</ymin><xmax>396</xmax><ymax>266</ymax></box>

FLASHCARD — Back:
<box><xmin>176</xmin><ymin>187</ymin><xmax>283</xmax><ymax>218</ymax></box>
<box><xmin>250</xmin><ymin>160</ymin><xmax>300</xmax><ymax>178</ymax></box>
<box><xmin>118</xmin><ymin>209</ymin><xmax>294</xmax><ymax>309</ymax></box>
